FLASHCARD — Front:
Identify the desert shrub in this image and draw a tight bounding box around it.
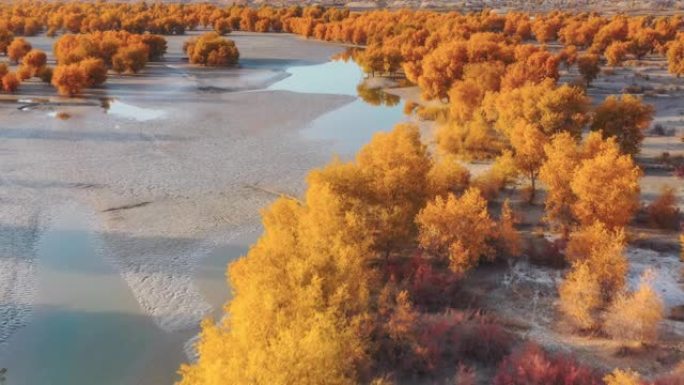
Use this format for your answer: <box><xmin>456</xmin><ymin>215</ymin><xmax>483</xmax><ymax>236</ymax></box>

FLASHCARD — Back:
<box><xmin>141</xmin><ymin>34</ymin><xmax>167</xmax><ymax>61</ymax></box>
<box><xmin>577</xmin><ymin>53</ymin><xmax>600</xmax><ymax>85</ymax></box>
<box><xmin>646</xmin><ymin>185</ymin><xmax>681</xmax><ymax>230</ymax></box>
<box><xmin>403</xmin><ymin>254</ymin><xmax>462</xmax><ymax>310</ymax></box>
<box><xmin>16</xmin><ymin>65</ymin><xmax>31</xmax><ymax>80</ymax></box>
<box><xmin>460</xmin><ymin>313</ymin><xmax>514</xmax><ymax>363</ymax></box>
<box><xmin>604</xmin><ymin>271</ymin><xmax>664</xmax><ymax>344</ymax></box>
<box><xmin>493</xmin><ymin>343</ymin><xmax>602</xmax><ymax>385</ymax></box>
<box><xmin>1</xmin><ymin>72</ymin><xmax>20</xmax><ymax>93</ymax></box>
<box><xmin>21</xmin><ymin>49</ymin><xmax>47</xmax><ymax>77</ymax></box>
<box><xmin>471</xmin><ymin>151</ymin><xmax>518</xmax><ymax>200</ymax></box>
<box><xmin>527</xmin><ymin>234</ymin><xmax>566</xmax><ymax>268</ymax></box>
<box><xmin>7</xmin><ymin>37</ymin><xmax>31</xmax><ymax>63</ymax></box>
<box><xmin>51</xmin><ymin>63</ymin><xmax>87</xmax><ymax>96</ymax></box>
<box><xmin>497</xmin><ymin>200</ymin><xmax>523</xmax><ymax>257</ymax></box>
<box><xmin>37</xmin><ymin>66</ymin><xmax>53</xmax><ymax>83</ymax></box>
<box><xmin>112</xmin><ymin>44</ymin><xmax>149</xmax><ymax>74</ymax></box>
<box><xmin>184</xmin><ymin>32</ymin><xmax>239</xmax><ymax>66</ymax></box>
<box><xmin>79</xmin><ymin>57</ymin><xmax>108</xmax><ymax>87</ymax></box>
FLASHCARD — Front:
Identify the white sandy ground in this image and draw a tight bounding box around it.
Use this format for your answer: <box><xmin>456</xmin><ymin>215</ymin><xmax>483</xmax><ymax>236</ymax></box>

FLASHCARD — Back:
<box><xmin>0</xmin><ymin>31</ymin><xmax>356</xmax><ymax>377</ymax></box>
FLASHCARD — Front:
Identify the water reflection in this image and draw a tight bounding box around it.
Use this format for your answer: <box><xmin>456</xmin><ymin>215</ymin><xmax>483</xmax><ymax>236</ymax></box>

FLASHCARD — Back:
<box><xmin>356</xmin><ymin>83</ymin><xmax>401</xmax><ymax>107</ymax></box>
<box><xmin>101</xmin><ymin>98</ymin><xmax>166</xmax><ymax>122</ymax></box>
<box><xmin>268</xmin><ymin>59</ymin><xmax>409</xmax><ymax>155</ymax></box>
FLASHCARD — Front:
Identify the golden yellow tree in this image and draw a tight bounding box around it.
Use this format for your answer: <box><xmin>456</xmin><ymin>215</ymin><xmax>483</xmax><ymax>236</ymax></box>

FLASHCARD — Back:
<box><xmin>539</xmin><ymin>132</ymin><xmax>581</xmax><ymax>232</ymax></box>
<box><xmin>577</xmin><ymin>53</ymin><xmax>600</xmax><ymax>84</ymax></box>
<box><xmin>179</xmin><ymin>182</ymin><xmax>373</xmax><ymax>385</ymax></box>
<box><xmin>426</xmin><ymin>154</ymin><xmax>470</xmax><ymax>199</ymax></box>
<box><xmin>309</xmin><ymin>124</ymin><xmax>431</xmax><ymax>255</ymax></box>
<box><xmin>509</xmin><ymin>122</ymin><xmax>548</xmax><ymax>203</ymax></box>
<box><xmin>565</xmin><ymin>222</ymin><xmax>628</xmax><ymax>299</ymax></box>
<box><xmin>570</xmin><ymin>137</ymin><xmax>641</xmax><ymax>229</ymax></box>
<box><xmin>590</xmin><ymin>94</ymin><xmax>654</xmax><ymax>155</ymax></box>
<box><xmin>559</xmin><ymin>262</ymin><xmax>602</xmax><ymax>330</ymax></box>
<box><xmin>487</xmin><ymin>79</ymin><xmax>590</xmax><ymax>139</ymax></box>
<box><xmin>667</xmin><ymin>38</ymin><xmax>684</xmax><ymax>77</ymax></box>
<box><xmin>604</xmin><ymin>271</ymin><xmax>664</xmax><ymax>344</ymax></box>
<box><xmin>416</xmin><ymin>188</ymin><xmax>496</xmax><ymax>273</ymax></box>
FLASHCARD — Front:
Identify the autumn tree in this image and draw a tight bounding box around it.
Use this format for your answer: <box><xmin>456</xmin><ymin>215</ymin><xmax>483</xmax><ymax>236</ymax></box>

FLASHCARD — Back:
<box><xmin>570</xmin><ymin>136</ymin><xmax>641</xmax><ymax>229</ymax></box>
<box><xmin>541</xmin><ymin>132</ymin><xmax>641</xmax><ymax>231</ymax></box>
<box><xmin>646</xmin><ymin>185</ymin><xmax>681</xmax><ymax>230</ymax></box>
<box><xmin>539</xmin><ymin>132</ymin><xmax>581</xmax><ymax>231</ymax></box>
<box><xmin>590</xmin><ymin>94</ymin><xmax>654</xmax><ymax>155</ymax></box>
<box><xmin>7</xmin><ymin>37</ymin><xmax>31</xmax><ymax>63</ymax></box>
<box><xmin>667</xmin><ymin>38</ymin><xmax>684</xmax><ymax>77</ymax></box>
<box><xmin>184</xmin><ymin>32</ymin><xmax>239</xmax><ymax>66</ymax></box>
<box><xmin>309</xmin><ymin>124</ymin><xmax>432</xmax><ymax>255</ymax></box>
<box><xmin>577</xmin><ymin>53</ymin><xmax>600</xmax><ymax>85</ymax></box>
<box><xmin>565</xmin><ymin>222</ymin><xmax>629</xmax><ymax>299</ymax></box>
<box><xmin>426</xmin><ymin>154</ymin><xmax>470</xmax><ymax>199</ymax></box>
<box><xmin>416</xmin><ymin>188</ymin><xmax>496</xmax><ymax>273</ymax></box>
<box><xmin>486</xmin><ymin>79</ymin><xmax>590</xmax><ymax>139</ymax></box>
<box><xmin>509</xmin><ymin>122</ymin><xmax>547</xmax><ymax>203</ymax></box>
<box><xmin>605</xmin><ymin>41</ymin><xmax>630</xmax><ymax>66</ymax></box>
<box><xmin>418</xmin><ymin>41</ymin><xmax>467</xmax><ymax>100</ymax></box>
<box><xmin>559</xmin><ymin>262</ymin><xmax>602</xmax><ymax>330</ymax></box>
<box><xmin>0</xmin><ymin>27</ymin><xmax>13</xmax><ymax>55</ymax></box>
<box><xmin>604</xmin><ymin>271</ymin><xmax>664</xmax><ymax>344</ymax></box>
<box><xmin>179</xmin><ymin>184</ymin><xmax>373</xmax><ymax>385</ymax></box>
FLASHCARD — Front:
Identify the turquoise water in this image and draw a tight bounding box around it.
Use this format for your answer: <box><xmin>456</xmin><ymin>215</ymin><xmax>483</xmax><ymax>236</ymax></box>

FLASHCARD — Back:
<box><xmin>0</xmin><ymin>205</ymin><xmax>183</xmax><ymax>385</ymax></box>
<box><xmin>268</xmin><ymin>60</ymin><xmax>408</xmax><ymax>155</ymax></box>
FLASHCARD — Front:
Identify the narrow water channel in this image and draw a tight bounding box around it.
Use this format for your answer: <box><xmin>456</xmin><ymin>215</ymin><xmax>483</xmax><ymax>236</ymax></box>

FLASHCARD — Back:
<box><xmin>0</xmin><ymin>204</ymin><xmax>185</xmax><ymax>385</ymax></box>
<box><xmin>268</xmin><ymin>59</ymin><xmax>408</xmax><ymax>155</ymax></box>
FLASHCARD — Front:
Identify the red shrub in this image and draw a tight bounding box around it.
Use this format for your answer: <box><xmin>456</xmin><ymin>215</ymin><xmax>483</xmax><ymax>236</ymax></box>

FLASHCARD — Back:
<box><xmin>493</xmin><ymin>343</ymin><xmax>602</xmax><ymax>385</ymax></box>
<box><xmin>461</xmin><ymin>313</ymin><xmax>515</xmax><ymax>363</ymax></box>
<box><xmin>408</xmin><ymin>253</ymin><xmax>462</xmax><ymax>310</ymax></box>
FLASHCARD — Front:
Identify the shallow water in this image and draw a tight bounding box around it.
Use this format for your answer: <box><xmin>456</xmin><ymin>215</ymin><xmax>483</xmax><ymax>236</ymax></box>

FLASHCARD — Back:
<box><xmin>0</xmin><ymin>204</ymin><xmax>182</xmax><ymax>385</ymax></box>
<box><xmin>101</xmin><ymin>99</ymin><xmax>166</xmax><ymax>122</ymax></box>
<box><xmin>193</xmin><ymin>231</ymin><xmax>260</xmax><ymax>320</ymax></box>
<box><xmin>268</xmin><ymin>60</ymin><xmax>408</xmax><ymax>155</ymax></box>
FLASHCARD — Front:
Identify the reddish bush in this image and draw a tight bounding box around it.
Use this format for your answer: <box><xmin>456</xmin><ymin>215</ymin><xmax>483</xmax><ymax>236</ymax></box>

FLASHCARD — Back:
<box><xmin>494</xmin><ymin>343</ymin><xmax>602</xmax><ymax>385</ymax></box>
<box><xmin>461</xmin><ymin>312</ymin><xmax>515</xmax><ymax>363</ymax></box>
<box><xmin>2</xmin><ymin>72</ymin><xmax>20</xmax><ymax>93</ymax></box>
<box><xmin>408</xmin><ymin>253</ymin><xmax>462</xmax><ymax>310</ymax></box>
